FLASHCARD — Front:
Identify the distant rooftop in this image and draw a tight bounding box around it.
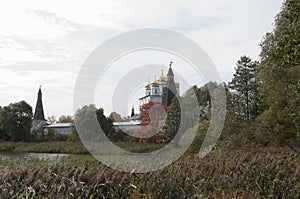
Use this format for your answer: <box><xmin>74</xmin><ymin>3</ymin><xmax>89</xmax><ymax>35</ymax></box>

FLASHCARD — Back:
<box><xmin>46</xmin><ymin>123</ymin><xmax>73</xmax><ymax>128</ymax></box>
<box><xmin>113</xmin><ymin>120</ymin><xmax>141</xmax><ymax>126</ymax></box>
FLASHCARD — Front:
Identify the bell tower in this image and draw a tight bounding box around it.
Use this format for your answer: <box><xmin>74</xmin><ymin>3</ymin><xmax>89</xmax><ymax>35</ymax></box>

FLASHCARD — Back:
<box><xmin>34</xmin><ymin>85</ymin><xmax>45</xmax><ymax>120</ymax></box>
<box><xmin>31</xmin><ymin>86</ymin><xmax>47</xmax><ymax>134</ymax></box>
<box><xmin>162</xmin><ymin>61</ymin><xmax>177</xmax><ymax>106</ymax></box>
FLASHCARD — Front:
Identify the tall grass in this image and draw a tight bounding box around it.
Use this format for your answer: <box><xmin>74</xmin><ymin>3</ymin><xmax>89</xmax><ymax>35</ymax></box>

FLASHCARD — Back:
<box><xmin>0</xmin><ymin>147</ymin><xmax>299</xmax><ymax>198</ymax></box>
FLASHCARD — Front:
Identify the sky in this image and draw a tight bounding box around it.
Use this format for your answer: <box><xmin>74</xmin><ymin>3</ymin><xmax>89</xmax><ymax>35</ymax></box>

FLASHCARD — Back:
<box><xmin>0</xmin><ymin>0</ymin><xmax>284</xmax><ymax>119</ymax></box>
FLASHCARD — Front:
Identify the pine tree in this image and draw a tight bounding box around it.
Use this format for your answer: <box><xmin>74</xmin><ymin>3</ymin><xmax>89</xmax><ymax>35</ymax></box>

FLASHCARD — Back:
<box><xmin>229</xmin><ymin>56</ymin><xmax>260</xmax><ymax>121</ymax></box>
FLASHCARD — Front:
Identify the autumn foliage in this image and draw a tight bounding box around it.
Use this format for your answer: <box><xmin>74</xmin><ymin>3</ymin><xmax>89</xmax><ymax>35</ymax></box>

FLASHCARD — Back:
<box><xmin>135</xmin><ymin>102</ymin><xmax>168</xmax><ymax>143</ymax></box>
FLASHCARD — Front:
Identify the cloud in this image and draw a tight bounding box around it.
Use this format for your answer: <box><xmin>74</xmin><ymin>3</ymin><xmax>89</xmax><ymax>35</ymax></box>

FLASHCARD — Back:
<box><xmin>0</xmin><ymin>35</ymin><xmax>73</xmax><ymax>65</ymax></box>
<box><xmin>26</xmin><ymin>9</ymin><xmax>91</xmax><ymax>32</ymax></box>
<box><xmin>0</xmin><ymin>0</ymin><xmax>284</xmax><ymax>117</ymax></box>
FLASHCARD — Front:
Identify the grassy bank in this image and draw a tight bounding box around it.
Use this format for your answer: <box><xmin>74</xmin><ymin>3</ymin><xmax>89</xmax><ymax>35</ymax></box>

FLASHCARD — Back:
<box><xmin>0</xmin><ymin>141</ymin><xmax>166</xmax><ymax>154</ymax></box>
<box><xmin>0</xmin><ymin>141</ymin><xmax>89</xmax><ymax>154</ymax></box>
<box><xmin>0</xmin><ymin>146</ymin><xmax>299</xmax><ymax>198</ymax></box>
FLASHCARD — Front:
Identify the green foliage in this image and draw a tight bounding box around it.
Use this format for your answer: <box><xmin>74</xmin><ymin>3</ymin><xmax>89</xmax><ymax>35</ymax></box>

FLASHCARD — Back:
<box><xmin>164</xmin><ymin>82</ymin><xmax>225</xmax><ymax>150</ymax></box>
<box><xmin>258</xmin><ymin>0</ymin><xmax>300</xmax><ymax>139</ymax></box>
<box><xmin>70</xmin><ymin>124</ymin><xmax>79</xmax><ymax>142</ymax></box>
<box><xmin>187</xmin><ymin>119</ymin><xmax>209</xmax><ymax>154</ymax></box>
<box><xmin>165</xmin><ymin>96</ymin><xmax>181</xmax><ymax>144</ymax></box>
<box><xmin>58</xmin><ymin>115</ymin><xmax>74</xmax><ymax>123</ymax></box>
<box><xmin>111</xmin><ymin>129</ymin><xmax>138</xmax><ymax>142</ymax></box>
<box><xmin>108</xmin><ymin>111</ymin><xmax>124</xmax><ymax>122</ymax></box>
<box><xmin>0</xmin><ymin>101</ymin><xmax>33</xmax><ymax>141</ymax></box>
<box><xmin>74</xmin><ymin>104</ymin><xmax>116</xmax><ymax>142</ymax></box>
<box><xmin>0</xmin><ymin>109</ymin><xmax>9</xmax><ymax>140</ymax></box>
<box><xmin>229</xmin><ymin>56</ymin><xmax>260</xmax><ymax>121</ymax></box>
<box><xmin>181</xmin><ymin>82</ymin><xmax>216</xmax><ymax>121</ymax></box>
<box><xmin>0</xmin><ymin>141</ymin><xmax>88</xmax><ymax>154</ymax></box>
<box><xmin>74</xmin><ymin>104</ymin><xmax>100</xmax><ymax>141</ymax></box>
<box><xmin>96</xmin><ymin>108</ymin><xmax>117</xmax><ymax>141</ymax></box>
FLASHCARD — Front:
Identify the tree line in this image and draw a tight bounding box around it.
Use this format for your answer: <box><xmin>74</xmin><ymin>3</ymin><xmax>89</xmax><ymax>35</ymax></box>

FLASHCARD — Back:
<box><xmin>165</xmin><ymin>0</ymin><xmax>299</xmax><ymax>149</ymax></box>
<box><xmin>0</xmin><ymin>101</ymin><xmax>32</xmax><ymax>141</ymax></box>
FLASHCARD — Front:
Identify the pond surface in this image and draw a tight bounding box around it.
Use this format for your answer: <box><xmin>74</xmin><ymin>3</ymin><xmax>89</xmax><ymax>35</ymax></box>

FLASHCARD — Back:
<box><xmin>0</xmin><ymin>153</ymin><xmax>70</xmax><ymax>175</ymax></box>
<box><xmin>0</xmin><ymin>152</ymin><xmax>69</xmax><ymax>161</ymax></box>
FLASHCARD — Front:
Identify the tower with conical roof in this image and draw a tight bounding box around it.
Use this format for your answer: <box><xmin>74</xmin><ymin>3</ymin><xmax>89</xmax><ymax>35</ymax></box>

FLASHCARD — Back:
<box><xmin>31</xmin><ymin>86</ymin><xmax>47</xmax><ymax>134</ymax></box>
<box><xmin>162</xmin><ymin>61</ymin><xmax>178</xmax><ymax>106</ymax></box>
<box><xmin>34</xmin><ymin>86</ymin><xmax>45</xmax><ymax>120</ymax></box>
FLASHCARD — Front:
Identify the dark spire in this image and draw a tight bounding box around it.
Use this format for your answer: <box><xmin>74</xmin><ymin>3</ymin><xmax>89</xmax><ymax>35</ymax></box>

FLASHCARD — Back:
<box><xmin>33</xmin><ymin>86</ymin><xmax>46</xmax><ymax>120</ymax></box>
<box><xmin>131</xmin><ymin>105</ymin><xmax>135</xmax><ymax>117</ymax></box>
<box><xmin>167</xmin><ymin>61</ymin><xmax>174</xmax><ymax>77</ymax></box>
<box><xmin>163</xmin><ymin>61</ymin><xmax>177</xmax><ymax>106</ymax></box>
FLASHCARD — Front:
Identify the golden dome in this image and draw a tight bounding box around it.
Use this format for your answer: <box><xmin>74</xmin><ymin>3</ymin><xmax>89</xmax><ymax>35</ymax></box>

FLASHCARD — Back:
<box><xmin>158</xmin><ymin>76</ymin><xmax>166</xmax><ymax>82</ymax></box>
<box><xmin>157</xmin><ymin>69</ymin><xmax>167</xmax><ymax>82</ymax></box>
<box><xmin>151</xmin><ymin>81</ymin><xmax>159</xmax><ymax>86</ymax></box>
<box><xmin>150</xmin><ymin>75</ymin><xmax>159</xmax><ymax>86</ymax></box>
<box><xmin>145</xmin><ymin>83</ymin><xmax>151</xmax><ymax>89</ymax></box>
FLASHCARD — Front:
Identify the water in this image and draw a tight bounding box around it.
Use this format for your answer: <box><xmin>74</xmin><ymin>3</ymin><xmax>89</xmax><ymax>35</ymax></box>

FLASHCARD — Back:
<box><xmin>0</xmin><ymin>153</ymin><xmax>70</xmax><ymax>174</ymax></box>
<box><xmin>0</xmin><ymin>152</ymin><xmax>69</xmax><ymax>161</ymax></box>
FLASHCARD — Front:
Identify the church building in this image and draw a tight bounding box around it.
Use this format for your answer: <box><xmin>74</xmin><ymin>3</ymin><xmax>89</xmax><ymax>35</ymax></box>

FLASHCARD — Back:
<box><xmin>135</xmin><ymin>61</ymin><xmax>180</xmax><ymax>142</ymax></box>
<box><xmin>113</xmin><ymin>61</ymin><xmax>180</xmax><ymax>139</ymax></box>
<box><xmin>139</xmin><ymin>61</ymin><xmax>179</xmax><ymax>107</ymax></box>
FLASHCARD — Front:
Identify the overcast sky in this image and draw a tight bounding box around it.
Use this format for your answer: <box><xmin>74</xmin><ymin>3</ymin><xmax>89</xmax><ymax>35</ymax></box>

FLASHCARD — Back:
<box><xmin>0</xmin><ymin>0</ymin><xmax>283</xmax><ymax>119</ymax></box>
